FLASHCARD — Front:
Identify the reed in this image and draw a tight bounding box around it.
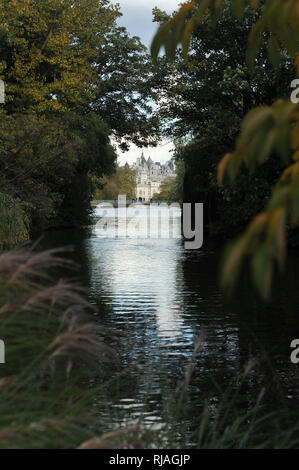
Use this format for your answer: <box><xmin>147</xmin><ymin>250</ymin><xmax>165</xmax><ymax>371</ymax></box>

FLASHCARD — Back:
<box><xmin>158</xmin><ymin>339</ymin><xmax>299</xmax><ymax>449</ymax></box>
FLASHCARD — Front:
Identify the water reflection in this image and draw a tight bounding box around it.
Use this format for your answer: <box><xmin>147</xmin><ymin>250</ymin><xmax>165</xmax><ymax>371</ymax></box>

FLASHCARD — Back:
<box><xmin>39</xmin><ymin>206</ymin><xmax>299</xmax><ymax>436</ymax></box>
<box><xmin>90</xmin><ymin>204</ymin><xmax>186</xmax><ymax>345</ymax></box>
<box><xmin>94</xmin><ymin>203</ymin><xmax>181</xmax><ymax>240</ymax></box>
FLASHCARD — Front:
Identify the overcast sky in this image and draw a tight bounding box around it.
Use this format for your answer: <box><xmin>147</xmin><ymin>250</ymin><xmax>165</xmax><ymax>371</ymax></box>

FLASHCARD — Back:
<box><xmin>115</xmin><ymin>0</ymin><xmax>179</xmax><ymax>49</ymax></box>
<box><xmin>112</xmin><ymin>0</ymin><xmax>180</xmax><ymax>165</ymax></box>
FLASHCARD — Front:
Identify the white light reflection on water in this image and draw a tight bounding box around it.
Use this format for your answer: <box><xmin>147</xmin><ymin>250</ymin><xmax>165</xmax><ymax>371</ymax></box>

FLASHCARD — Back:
<box><xmin>89</xmin><ymin>204</ymin><xmax>187</xmax><ymax>345</ymax></box>
<box><xmin>94</xmin><ymin>203</ymin><xmax>181</xmax><ymax>240</ymax></box>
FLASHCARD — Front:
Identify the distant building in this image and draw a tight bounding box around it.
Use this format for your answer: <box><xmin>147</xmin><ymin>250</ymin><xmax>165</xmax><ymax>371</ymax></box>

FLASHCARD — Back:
<box><xmin>131</xmin><ymin>152</ymin><xmax>176</xmax><ymax>200</ymax></box>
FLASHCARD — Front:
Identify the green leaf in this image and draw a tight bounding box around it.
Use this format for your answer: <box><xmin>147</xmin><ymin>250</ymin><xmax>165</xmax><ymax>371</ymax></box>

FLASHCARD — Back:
<box><xmin>251</xmin><ymin>244</ymin><xmax>273</xmax><ymax>300</ymax></box>
<box><xmin>267</xmin><ymin>187</ymin><xmax>291</xmax><ymax>211</ymax></box>
<box><xmin>150</xmin><ymin>22</ymin><xmax>170</xmax><ymax>62</ymax></box>
<box><xmin>220</xmin><ymin>236</ymin><xmax>248</xmax><ymax>294</ymax></box>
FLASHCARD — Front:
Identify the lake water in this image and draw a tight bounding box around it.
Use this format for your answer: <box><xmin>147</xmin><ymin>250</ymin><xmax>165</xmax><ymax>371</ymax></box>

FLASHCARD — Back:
<box><xmin>41</xmin><ymin>203</ymin><xmax>299</xmax><ymax>445</ymax></box>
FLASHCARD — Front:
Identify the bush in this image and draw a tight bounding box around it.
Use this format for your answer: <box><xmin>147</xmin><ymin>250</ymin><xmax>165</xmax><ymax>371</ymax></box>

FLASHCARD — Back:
<box><xmin>0</xmin><ymin>193</ymin><xmax>29</xmax><ymax>250</ymax></box>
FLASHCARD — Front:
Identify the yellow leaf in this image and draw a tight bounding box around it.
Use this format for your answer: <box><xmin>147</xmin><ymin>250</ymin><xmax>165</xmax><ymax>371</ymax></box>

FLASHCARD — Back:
<box><xmin>267</xmin><ymin>208</ymin><xmax>286</xmax><ymax>269</ymax></box>
<box><xmin>182</xmin><ymin>19</ymin><xmax>196</xmax><ymax>57</ymax></box>
<box><xmin>247</xmin><ymin>213</ymin><xmax>269</xmax><ymax>239</ymax></box>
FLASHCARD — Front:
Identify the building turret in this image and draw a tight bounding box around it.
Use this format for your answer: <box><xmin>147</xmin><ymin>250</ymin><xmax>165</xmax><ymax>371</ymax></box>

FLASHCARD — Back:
<box><xmin>147</xmin><ymin>157</ymin><xmax>153</xmax><ymax>168</ymax></box>
<box><xmin>135</xmin><ymin>152</ymin><xmax>176</xmax><ymax>200</ymax></box>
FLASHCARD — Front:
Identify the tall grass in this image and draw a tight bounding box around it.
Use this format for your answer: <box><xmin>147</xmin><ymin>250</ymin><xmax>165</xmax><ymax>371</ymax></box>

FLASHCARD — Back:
<box><xmin>0</xmin><ymin>246</ymin><xmax>116</xmax><ymax>448</ymax></box>
<box><xmin>158</xmin><ymin>339</ymin><xmax>299</xmax><ymax>449</ymax></box>
<box><xmin>95</xmin><ymin>332</ymin><xmax>299</xmax><ymax>449</ymax></box>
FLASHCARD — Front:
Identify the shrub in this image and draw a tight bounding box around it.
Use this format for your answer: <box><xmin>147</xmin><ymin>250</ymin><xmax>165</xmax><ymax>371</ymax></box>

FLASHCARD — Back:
<box><xmin>0</xmin><ymin>193</ymin><xmax>29</xmax><ymax>250</ymax></box>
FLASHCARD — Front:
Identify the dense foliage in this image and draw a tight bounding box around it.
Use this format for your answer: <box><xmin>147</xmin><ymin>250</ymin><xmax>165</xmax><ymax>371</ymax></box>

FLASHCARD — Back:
<box><xmin>0</xmin><ymin>0</ymin><xmax>160</xmax><ymax>243</ymax></box>
<box><xmin>153</xmin><ymin>3</ymin><xmax>295</xmax><ymax>237</ymax></box>
<box><xmin>0</xmin><ymin>193</ymin><xmax>29</xmax><ymax>250</ymax></box>
<box><xmin>152</xmin><ymin>159</ymin><xmax>185</xmax><ymax>202</ymax></box>
<box><xmin>93</xmin><ymin>25</ymin><xmax>160</xmax><ymax>150</ymax></box>
<box><xmin>94</xmin><ymin>164</ymin><xmax>137</xmax><ymax>201</ymax></box>
<box><xmin>152</xmin><ymin>0</ymin><xmax>299</xmax><ymax>299</ymax></box>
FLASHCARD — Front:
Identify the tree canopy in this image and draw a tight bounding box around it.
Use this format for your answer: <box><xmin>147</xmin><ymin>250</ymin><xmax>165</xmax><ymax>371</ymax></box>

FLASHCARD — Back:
<box><xmin>93</xmin><ymin>25</ymin><xmax>160</xmax><ymax>150</ymax></box>
<box><xmin>95</xmin><ymin>164</ymin><xmax>137</xmax><ymax>201</ymax></box>
<box><xmin>0</xmin><ymin>0</ymin><xmax>118</xmax><ymax>113</ymax></box>
<box><xmin>151</xmin><ymin>0</ymin><xmax>299</xmax><ymax>299</ymax></box>
<box><xmin>0</xmin><ymin>0</ymin><xmax>161</xmax><ymax>240</ymax></box>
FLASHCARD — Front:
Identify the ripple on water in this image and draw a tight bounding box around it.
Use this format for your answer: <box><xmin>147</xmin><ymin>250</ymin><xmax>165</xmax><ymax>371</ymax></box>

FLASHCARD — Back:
<box><xmin>40</xmin><ymin>214</ymin><xmax>299</xmax><ymax>438</ymax></box>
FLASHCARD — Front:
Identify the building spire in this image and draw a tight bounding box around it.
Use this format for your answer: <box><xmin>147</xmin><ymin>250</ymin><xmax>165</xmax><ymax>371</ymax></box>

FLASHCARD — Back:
<box><xmin>141</xmin><ymin>150</ymin><xmax>146</xmax><ymax>165</ymax></box>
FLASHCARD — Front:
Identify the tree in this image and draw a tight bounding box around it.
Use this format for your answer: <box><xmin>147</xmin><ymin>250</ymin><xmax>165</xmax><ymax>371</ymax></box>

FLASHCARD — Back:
<box><xmin>92</xmin><ymin>25</ymin><xmax>161</xmax><ymax>150</ymax></box>
<box><xmin>0</xmin><ymin>0</ymin><xmax>120</xmax><ymax>236</ymax></box>
<box><xmin>152</xmin><ymin>159</ymin><xmax>185</xmax><ymax>202</ymax></box>
<box><xmin>0</xmin><ymin>0</ymin><xmax>118</xmax><ymax>113</ymax></box>
<box><xmin>95</xmin><ymin>164</ymin><xmax>137</xmax><ymax>201</ymax></box>
<box><xmin>151</xmin><ymin>0</ymin><xmax>299</xmax><ymax>299</ymax></box>
<box><xmin>153</xmin><ymin>3</ymin><xmax>294</xmax><ymax>237</ymax></box>
<box><xmin>0</xmin><ymin>109</ymin><xmax>116</xmax><ymax>230</ymax></box>
<box><xmin>0</xmin><ymin>0</ymin><xmax>161</xmax><ymax>240</ymax></box>
<box><xmin>0</xmin><ymin>192</ymin><xmax>29</xmax><ymax>249</ymax></box>
<box><xmin>152</xmin><ymin>177</ymin><xmax>176</xmax><ymax>201</ymax></box>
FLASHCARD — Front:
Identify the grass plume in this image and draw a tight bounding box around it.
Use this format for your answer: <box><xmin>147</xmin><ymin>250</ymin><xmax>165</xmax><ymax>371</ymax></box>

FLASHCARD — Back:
<box><xmin>0</xmin><ymin>246</ymin><xmax>116</xmax><ymax>449</ymax></box>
